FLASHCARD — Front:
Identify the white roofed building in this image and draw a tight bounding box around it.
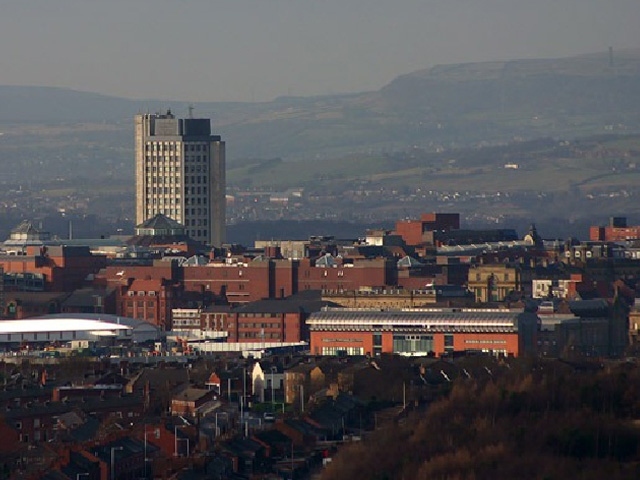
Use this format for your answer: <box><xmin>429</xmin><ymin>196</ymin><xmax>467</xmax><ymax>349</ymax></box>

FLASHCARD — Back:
<box><xmin>0</xmin><ymin>314</ymin><xmax>161</xmax><ymax>348</ymax></box>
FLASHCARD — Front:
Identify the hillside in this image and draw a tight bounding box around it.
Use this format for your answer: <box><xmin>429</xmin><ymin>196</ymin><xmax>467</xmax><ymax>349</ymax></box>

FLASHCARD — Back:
<box><xmin>1</xmin><ymin>49</ymin><xmax>639</xmax><ymax>161</ymax></box>
<box><xmin>322</xmin><ymin>358</ymin><xmax>640</xmax><ymax>480</ymax></box>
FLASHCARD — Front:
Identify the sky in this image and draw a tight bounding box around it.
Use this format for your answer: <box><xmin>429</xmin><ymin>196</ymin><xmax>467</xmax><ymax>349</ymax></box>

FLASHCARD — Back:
<box><xmin>1</xmin><ymin>0</ymin><xmax>638</xmax><ymax>103</ymax></box>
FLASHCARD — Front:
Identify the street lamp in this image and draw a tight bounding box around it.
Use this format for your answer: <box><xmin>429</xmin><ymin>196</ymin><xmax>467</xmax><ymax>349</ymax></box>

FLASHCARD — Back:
<box><xmin>240</xmin><ymin>367</ymin><xmax>247</xmax><ymax>436</ymax></box>
<box><xmin>110</xmin><ymin>446</ymin><xmax>123</xmax><ymax>480</ymax></box>
<box><xmin>270</xmin><ymin>366</ymin><xmax>277</xmax><ymax>410</ymax></box>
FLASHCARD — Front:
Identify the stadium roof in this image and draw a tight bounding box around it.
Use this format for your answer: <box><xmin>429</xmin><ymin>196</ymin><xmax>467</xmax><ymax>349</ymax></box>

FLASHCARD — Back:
<box><xmin>0</xmin><ymin>318</ymin><xmax>132</xmax><ymax>335</ymax></box>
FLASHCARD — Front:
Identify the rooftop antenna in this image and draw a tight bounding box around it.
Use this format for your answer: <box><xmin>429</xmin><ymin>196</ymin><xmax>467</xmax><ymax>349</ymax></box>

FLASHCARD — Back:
<box><xmin>188</xmin><ymin>104</ymin><xmax>194</xmax><ymax>118</ymax></box>
<box><xmin>609</xmin><ymin>46</ymin><xmax>614</xmax><ymax>69</ymax></box>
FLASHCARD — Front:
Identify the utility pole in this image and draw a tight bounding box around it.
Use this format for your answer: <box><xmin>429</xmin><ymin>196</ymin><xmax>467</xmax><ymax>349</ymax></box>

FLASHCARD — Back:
<box><xmin>403</xmin><ymin>381</ymin><xmax>406</xmax><ymax>410</ymax></box>
<box><xmin>300</xmin><ymin>384</ymin><xmax>304</xmax><ymax>413</ymax></box>
<box><xmin>271</xmin><ymin>366</ymin><xmax>276</xmax><ymax>411</ymax></box>
<box><xmin>240</xmin><ymin>367</ymin><xmax>246</xmax><ymax>436</ymax></box>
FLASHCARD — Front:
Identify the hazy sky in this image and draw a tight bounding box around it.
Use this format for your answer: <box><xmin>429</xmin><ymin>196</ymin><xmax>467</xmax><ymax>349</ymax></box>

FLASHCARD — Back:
<box><xmin>1</xmin><ymin>0</ymin><xmax>638</xmax><ymax>102</ymax></box>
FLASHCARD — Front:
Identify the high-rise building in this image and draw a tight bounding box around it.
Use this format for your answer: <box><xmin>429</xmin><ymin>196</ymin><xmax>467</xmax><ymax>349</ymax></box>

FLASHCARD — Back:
<box><xmin>135</xmin><ymin>111</ymin><xmax>226</xmax><ymax>246</ymax></box>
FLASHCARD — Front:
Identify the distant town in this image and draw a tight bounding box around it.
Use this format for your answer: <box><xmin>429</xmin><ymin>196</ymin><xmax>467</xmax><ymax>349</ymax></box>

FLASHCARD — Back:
<box><xmin>3</xmin><ymin>112</ymin><xmax>640</xmax><ymax>479</ymax></box>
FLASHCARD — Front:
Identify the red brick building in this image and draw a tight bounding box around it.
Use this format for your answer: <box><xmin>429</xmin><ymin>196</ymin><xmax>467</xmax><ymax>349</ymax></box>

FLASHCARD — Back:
<box><xmin>296</xmin><ymin>257</ymin><xmax>393</xmax><ymax>292</ymax></box>
<box><xmin>395</xmin><ymin>213</ymin><xmax>460</xmax><ymax>246</ymax></box>
<box><xmin>590</xmin><ymin>217</ymin><xmax>640</xmax><ymax>242</ymax></box>
<box><xmin>307</xmin><ymin>308</ymin><xmax>538</xmax><ymax>357</ymax></box>
<box><xmin>0</xmin><ymin>245</ymin><xmax>106</xmax><ymax>292</ymax></box>
<box><xmin>170</xmin><ymin>388</ymin><xmax>217</xmax><ymax>417</ymax></box>
<box><xmin>117</xmin><ymin>278</ymin><xmax>176</xmax><ymax>329</ymax></box>
<box><xmin>182</xmin><ymin>259</ymin><xmax>274</xmax><ymax>304</ymax></box>
<box><xmin>202</xmin><ymin>295</ymin><xmax>333</xmax><ymax>343</ymax></box>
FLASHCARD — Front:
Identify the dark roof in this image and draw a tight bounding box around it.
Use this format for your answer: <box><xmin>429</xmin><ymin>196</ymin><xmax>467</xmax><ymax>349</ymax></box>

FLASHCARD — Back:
<box><xmin>568</xmin><ymin>299</ymin><xmax>610</xmax><ymax>317</ymax></box>
<box><xmin>4</xmin><ymin>291</ymin><xmax>71</xmax><ymax>306</ymax></box>
<box><xmin>203</xmin><ymin>304</ymin><xmax>233</xmax><ymax>313</ymax></box>
<box><xmin>93</xmin><ymin>437</ymin><xmax>145</xmax><ymax>463</ymax></box>
<box><xmin>283</xmin><ymin>418</ymin><xmax>326</xmax><ymax>436</ymax></box>
<box><xmin>4</xmin><ymin>402</ymin><xmax>75</xmax><ymax>420</ymax></box>
<box><xmin>309</xmin><ymin>394</ymin><xmax>361</xmax><ymax>428</ymax></box>
<box><xmin>70</xmin><ymin>415</ymin><xmax>100</xmax><ymax>443</ymax></box>
<box><xmin>127</xmin><ymin>234</ymin><xmax>200</xmax><ymax>247</ymax></box>
<box><xmin>0</xmin><ymin>386</ymin><xmax>52</xmax><ymax>404</ymax></box>
<box><xmin>62</xmin><ymin>288</ymin><xmax>113</xmax><ymax>309</ymax></box>
<box><xmin>254</xmin><ymin>429</ymin><xmax>291</xmax><ymax>446</ymax></box>
<box><xmin>132</xmin><ymin>367</ymin><xmax>190</xmax><ymax>390</ymax></box>
<box><xmin>137</xmin><ymin>214</ymin><xmax>184</xmax><ymax>230</ymax></box>
<box><xmin>286</xmin><ymin>362</ymin><xmax>322</xmax><ymax>375</ymax></box>
<box><xmin>172</xmin><ymin>387</ymin><xmax>212</xmax><ymax>402</ymax></box>
<box><xmin>222</xmin><ymin>437</ymin><xmax>264</xmax><ymax>457</ymax></box>
<box><xmin>231</xmin><ymin>296</ymin><xmax>338</xmax><ymax>315</ymax></box>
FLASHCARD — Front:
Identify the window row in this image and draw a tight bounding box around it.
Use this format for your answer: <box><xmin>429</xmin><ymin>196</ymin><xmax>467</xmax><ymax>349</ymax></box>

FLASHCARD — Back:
<box><xmin>184</xmin><ymin>186</ymin><xmax>208</xmax><ymax>195</ymax></box>
<box><xmin>190</xmin><ymin>229</ymin><xmax>208</xmax><ymax>238</ymax></box>
<box><xmin>185</xmin><ymin>219</ymin><xmax>208</xmax><ymax>227</ymax></box>
<box><xmin>322</xmin><ymin>347</ymin><xmax>364</xmax><ymax>356</ymax></box>
<box><xmin>185</xmin><ymin>197</ymin><xmax>207</xmax><ymax>205</ymax></box>
<box><xmin>185</xmin><ymin>176</ymin><xmax>208</xmax><ymax>184</ymax></box>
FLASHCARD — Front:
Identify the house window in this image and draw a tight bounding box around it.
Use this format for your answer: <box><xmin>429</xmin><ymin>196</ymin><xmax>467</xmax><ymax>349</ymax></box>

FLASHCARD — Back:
<box><xmin>444</xmin><ymin>334</ymin><xmax>454</xmax><ymax>353</ymax></box>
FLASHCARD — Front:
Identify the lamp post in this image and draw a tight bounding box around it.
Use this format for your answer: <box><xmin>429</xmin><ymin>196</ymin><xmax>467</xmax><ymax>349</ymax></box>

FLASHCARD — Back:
<box><xmin>291</xmin><ymin>440</ymin><xmax>294</xmax><ymax>480</ymax></box>
<box><xmin>270</xmin><ymin>366</ymin><xmax>277</xmax><ymax>411</ymax></box>
<box><xmin>240</xmin><ymin>367</ymin><xmax>246</xmax><ymax>436</ymax></box>
<box><xmin>174</xmin><ymin>425</ymin><xmax>179</xmax><ymax>457</ymax></box>
<box><xmin>110</xmin><ymin>446</ymin><xmax>123</xmax><ymax>480</ymax></box>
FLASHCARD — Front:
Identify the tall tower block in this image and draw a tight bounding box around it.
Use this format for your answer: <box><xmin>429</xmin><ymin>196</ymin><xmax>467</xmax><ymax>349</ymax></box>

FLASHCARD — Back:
<box><xmin>135</xmin><ymin>111</ymin><xmax>226</xmax><ymax>246</ymax></box>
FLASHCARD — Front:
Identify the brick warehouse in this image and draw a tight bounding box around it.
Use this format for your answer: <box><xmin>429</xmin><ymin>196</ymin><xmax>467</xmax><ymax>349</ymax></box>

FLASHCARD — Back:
<box><xmin>307</xmin><ymin>308</ymin><xmax>539</xmax><ymax>357</ymax></box>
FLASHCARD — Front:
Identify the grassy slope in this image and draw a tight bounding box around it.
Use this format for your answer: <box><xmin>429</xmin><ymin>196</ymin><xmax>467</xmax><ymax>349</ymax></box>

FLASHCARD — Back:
<box><xmin>228</xmin><ymin>135</ymin><xmax>640</xmax><ymax>193</ymax></box>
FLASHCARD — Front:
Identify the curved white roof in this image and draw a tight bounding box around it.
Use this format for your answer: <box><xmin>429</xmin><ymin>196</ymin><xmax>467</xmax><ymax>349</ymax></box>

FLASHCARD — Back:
<box><xmin>0</xmin><ymin>318</ymin><xmax>132</xmax><ymax>334</ymax></box>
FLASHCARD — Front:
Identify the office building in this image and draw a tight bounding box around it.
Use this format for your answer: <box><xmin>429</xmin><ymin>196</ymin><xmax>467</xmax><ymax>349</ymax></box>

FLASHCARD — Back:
<box><xmin>135</xmin><ymin>111</ymin><xmax>226</xmax><ymax>246</ymax></box>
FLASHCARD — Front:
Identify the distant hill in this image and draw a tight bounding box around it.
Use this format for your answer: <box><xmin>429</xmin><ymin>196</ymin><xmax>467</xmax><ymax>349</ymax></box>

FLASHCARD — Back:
<box><xmin>2</xmin><ymin>50</ymin><xmax>639</xmax><ymax>159</ymax></box>
<box><xmin>374</xmin><ymin>49</ymin><xmax>640</xmax><ymax>120</ymax></box>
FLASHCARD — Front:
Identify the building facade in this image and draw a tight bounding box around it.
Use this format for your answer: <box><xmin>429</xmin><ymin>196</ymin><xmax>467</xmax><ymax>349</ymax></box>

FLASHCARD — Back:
<box><xmin>395</xmin><ymin>213</ymin><xmax>460</xmax><ymax>246</ymax></box>
<box><xmin>308</xmin><ymin>308</ymin><xmax>538</xmax><ymax>357</ymax></box>
<box><xmin>467</xmin><ymin>263</ymin><xmax>521</xmax><ymax>303</ymax></box>
<box><xmin>589</xmin><ymin>216</ymin><xmax>640</xmax><ymax>242</ymax></box>
<box><xmin>135</xmin><ymin>111</ymin><xmax>226</xmax><ymax>246</ymax></box>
